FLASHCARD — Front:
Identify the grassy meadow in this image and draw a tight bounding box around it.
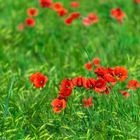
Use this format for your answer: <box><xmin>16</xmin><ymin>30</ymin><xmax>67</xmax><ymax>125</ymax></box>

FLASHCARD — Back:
<box><xmin>0</xmin><ymin>0</ymin><xmax>140</xmax><ymax>139</ymax></box>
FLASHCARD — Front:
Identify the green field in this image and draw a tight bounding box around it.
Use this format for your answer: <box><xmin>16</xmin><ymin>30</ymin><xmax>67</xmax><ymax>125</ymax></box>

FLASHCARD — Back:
<box><xmin>0</xmin><ymin>0</ymin><xmax>140</xmax><ymax>139</ymax></box>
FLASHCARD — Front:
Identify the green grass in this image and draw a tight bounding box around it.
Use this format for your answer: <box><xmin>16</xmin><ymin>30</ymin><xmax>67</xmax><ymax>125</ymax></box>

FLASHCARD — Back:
<box><xmin>0</xmin><ymin>0</ymin><xmax>140</xmax><ymax>139</ymax></box>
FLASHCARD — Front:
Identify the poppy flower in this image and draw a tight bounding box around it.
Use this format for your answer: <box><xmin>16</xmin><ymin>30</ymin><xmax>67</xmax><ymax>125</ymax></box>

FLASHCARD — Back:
<box><xmin>88</xmin><ymin>13</ymin><xmax>99</xmax><ymax>24</ymax></box>
<box><xmin>111</xmin><ymin>8</ymin><xmax>126</xmax><ymax>23</ymax></box>
<box><xmin>53</xmin><ymin>2</ymin><xmax>63</xmax><ymax>12</ymax></box>
<box><xmin>94</xmin><ymin>66</ymin><xmax>107</xmax><ymax>77</ymax></box>
<box><xmin>93</xmin><ymin>57</ymin><xmax>100</xmax><ymax>66</ymax></box>
<box><xmin>70</xmin><ymin>12</ymin><xmax>81</xmax><ymax>20</ymax></box>
<box><xmin>51</xmin><ymin>98</ymin><xmax>66</xmax><ymax>113</ymax></box>
<box><xmin>64</xmin><ymin>17</ymin><xmax>73</xmax><ymax>25</ymax></box>
<box><xmin>134</xmin><ymin>0</ymin><xmax>140</xmax><ymax>3</ymax></box>
<box><xmin>82</xmin><ymin>97</ymin><xmax>93</xmax><ymax>108</ymax></box>
<box><xmin>94</xmin><ymin>78</ymin><xmax>107</xmax><ymax>92</ymax></box>
<box><xmin>30</xmin><ymin>72</ymin><xmax>48</xmax><ymax>88</ymax></box>
<box><xmin>120</xmin><ymin>90</ymin><xmax>130</xmax><ymax>97</ymax></box>
<box><xmin>84</xmin><ymin>62</ymin><xmax>93</xmax><ymax>71</ymax></box>
<box><xmin>58</xmin><ymin>8</ymin><xmax>68</xmax><ymax>17</ymax></box>
<box><xmin>82</xmin><ymin>17</ymin><xmax>92</xmax><ymax>26</ymax></box>
<box><xmin>70</xmin><ymin>2</ymin><xmax>79</xmax><ymax>8</ymax></box>
<box><xmin>83</xmin><ymin>78</ymin><xmax>96</xmax><ymax>90</ymax></box>
<box><xmin>17</xmin><ymin>23</ymin><xmax>25</xmax><ymax>31</ymax></box>
<box><xmin>114</xmin><ymin>66</ymin><xmax>128</xmax><ymax>82</ymax></box>
<box><xmin>127</xmin><ymin>80</ymin><xmax>140</xmax><ymax>90</ymax></box>
<box><xmin>25</xmin><ymin>18</ymin><xmax>36</xmax><ymax>27</ymax></box>
<box><xmin>72</xmin><ymin>76</ymin><xmax>86</xmax><ymax>87</ymax></box>
<box><xmin>59</xmin><ymin>79</ymin><xmax>73</xmax><ymax>97</ymax></box>
<box><xmin>39</xmin><ymin>0</ymin><xmax>52</xmax><ymax>8</ymax></box>
<box><xmin>104</xmin><ymin>86</ymin><xmax>112</xmax><ymax>94</ymax></box>
<box><xmin>103</xmin><ymin>74</ymin><xmax>116</xmax><ymax>85</ymax></box>
<box><xmin>27</xmin><ymin>8</ymin><xmax>38</xmax><ymax>17</ymax></box>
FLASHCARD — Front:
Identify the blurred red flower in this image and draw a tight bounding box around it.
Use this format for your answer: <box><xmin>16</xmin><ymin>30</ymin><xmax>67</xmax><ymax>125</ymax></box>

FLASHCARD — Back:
<box><xmin>134</xmin><ymin>0</ymin><xmax>140</xmax><ymax>3</ymax></box>
<box><xmin>25</xmin><ymin>18</ymin><xmax>36</xmax><ymax>27</ymax></box>
<box><xmin>58</xmin><ymin>8</ymin><xmax>68</xmax><ymax>17</ymax></box>
<box><xmin>82</xmin><ymin>97</ymin><xmax>93</xmax><ymax>107</ymax></box>
<box><xmin>39</xmin><ymin>0</ymin><xmax>52</xmax><ymax>8</ymax></box>
<box><xmin>30</xmin><ymin>72</ymin><xmax>48</xmax><ymax>88</ymax></box>
<box><xmin>127</xmin><ymin>80</ymin><xmax>140</xmax><ymax>90</ymax></box>
<box><xmin>53</xmin><ymin>2</ymin><xmax>63</xmax><ymax>12</ymax></box>
<box><xmin>93</xmin><ymin>57</ymin><xmax>100</xmax><ymax>66</ymax></box>
<box><xmin>114</xmin><ymin>66</ymin><xmax>128</xmax><ymax>82</ymax></box>
<box><xmin>84</xmin><ymin>62</ymin><xmax>93</xmax><ymax>71</ymax></box>
<box><xmin>83</xmin><ymin>78</ymin><xmax>96</xmax><ymax>90</ymax></box>
<box><xmin>94</xmin><ymin>78</ymin><xmax>107</xmax><ymax>92</ymax></box>
<box><xmin>120</xmin><ymin>90</ymin><xmax>130</xmax><ymax>97</ymax></box>
<box><xmin>103</xmin><ymin>74</ymin><xmax>116</xmax><ymax>85</ymax></box>
<box><xmin>59</xmin><ymin>79</ymin><xmax>73</xmax><ymax>97</ymax></box>
<box><xmin>27</xmin><ymin>8</ymin><xmax>38</xmax><ymax>17</ymax></box>
<box><xmin>72</xmin><ymin>76</ymin><xmax>86</xmax><ymax>87</ymax></box>
<box><xmin>70</xmin><ymin>2</ymin><xmax>79</xmax><ymax>8</ymax></box>
<box><xmin>111</xmin><ymin>8</ymin><xmax>126</xmax><ymax>23</ymax></box>
<box><xmin>17</xmin><ymin>23</ymin><xmax>25</xmax><ymax>31</ymax></box>
<box><xmin>64</xmin><ymin>17</ymin><xmax>73</xmax><ymax>25</ymax></box>
<box><xmin>51</xmin><ymin>98</ymin><xmax>66</xmax><ymax>113</ymax></box>
<box><xmin>94</xmin><ymin>66</ymin><xmax>107</xmax><ymax>77</ymax></box>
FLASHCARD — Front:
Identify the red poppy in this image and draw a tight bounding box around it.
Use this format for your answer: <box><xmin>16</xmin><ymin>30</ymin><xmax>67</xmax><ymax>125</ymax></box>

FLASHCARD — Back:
<box><xmin>70</xmin><ymin>2</ymin><xmax>79</xmax><ymax>8</ymax></box>
<box><xmin>83</xmin><ymin>78</ymin><xmax>96</xmax><ymax>90</ymax></box>
<box><xmin>58</xmin><ymin>8</ymin><xmax>68</xmax><ymax>17</ymax></box>
<box><xmin>103</xmin><ymin>74</ymin><xmax>116</xmax><ymax>85</ymax></box>
<box><xmin>93</xmin><ymin>57</ymin><xmax>100</xmax><ymax>66</ymax></box>
<box><xmin>39</xmin><ymin>0</ymin><xmax>52</xmax><ymax>8</ymax></box>
<box><xmin>82</xmin><ymin>97</ymin><xmax>93</xmax><ymax>108</ymax></box>
<box><xmin>127</xmin><ymin>80</ymin><xmax>140</xmax><ymax>90</ymax></box>
<box><xmin>51</xmin><ymin>98</ymin><xmax>66</xmax><ymax>113</ymax></box>
<box><xmin>25</xmin><ymin>18</ymin><xmax>36</xmax><ymax>27</ymax></box>
<box><xmin>64</xmin><ymin>17</ymin><xmax>73</xmax><ymax>25</ymax></box>
<box><xmin>72</xmin><ymin>76</ymin><xmax>86</xmax><ymax>87</ymax></box>
<box><xmin>111</xmin><ymin>8</ymin><xmax>126</xmax><ymax>23</ymax></box>
<box><xmin>82</xmin><ymin>17</ymin><xmax>92</xmax><ymax>26</ymax></box>
<box><xmin>104</xmin><ymin>86</ymin><xmax>112</xmax><ymax>94</ymax></box>
<box><xmin>17</xmin><ymin>23</ymin><xmax>25</xmax><ymax>31</ymax></box>
<box><xmin>70</xmin><ymin>12</ymin><xmax>81</xmax><ymax>20</ymax></box>
<box><xmin>30</xmin><ymin>72</ymin><xmax>48</xmax><ymax>88</ymax></box>
<box><xmin>94</xmin><ymin>78</ymin><xmax>107</xmax><ymax>92</ymax></box>
<box><xmin>27</xmin><ymin>8</ymin><xmax>38</xmax><ymax>17</ymax></box>
<box><xmin>59</xmin><ymin>79</ymin><xmax>73</xmax><ymax>97</ymax></box>
<box><xmin>84</xmin><ymin>62</ymin><xmax>93</xmax><ymax>71</ymax></box>
<box><xmin>120</xmin><ymin>90</ymin><xmax>130</xmax><ymax>97</ymax></box>
<box><xmin>94</xmin><ymin>66</ymin><xmax>107</xmax><ymax>77</ymax></box>
<box><xmin>114</xmin><ymin>66</ymin><xmax>128</xmax><ymax>82</ymax></box>
<box><xmin>53</xmin><ymin>2</ymin><xmax>63</xmax><ymax>12</ymax></box>
<box><xmin>88</xmin><ymin>13</ymin><xmax>99</xmax><ymax>24</ymax></box>
<box><xmin>134</xmin><ymin>0</ymin><xmax>140</xmax><ymax>3</ymax></box>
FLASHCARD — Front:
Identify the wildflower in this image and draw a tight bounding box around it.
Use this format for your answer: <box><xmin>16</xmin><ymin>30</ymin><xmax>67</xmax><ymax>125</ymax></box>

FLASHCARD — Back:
<box><xmin>72</xmin><ymin>76</ymin><xmax>86</xmax><ymax>87</ymax></box>
<box><xmin>111</xmin><ymin>8</ymin><xmax>126</xmax><ymax>23</ymax></box>
<box><xmin>114</xmin><ymin>66</ymin><xmax>128</xmax><ymax>82</ymax></box>
<box><xmin>27</xmin><ymin>8</ymin><xmax>38</xmax><ymax>17</ymax></box>
<box><xmin>93</xmin><ymin>57</ymin><xmax>100</xmax><ymax>66</ymax></box>
<box><xmin>25</xmin><ymin>18</ymin><xmax>36</xmax><ymax>27</ymax></box>
<box><xmin>17</xmin><ymin>23</ymin><xmax>25</xmax><ymax>31</ymax></box>
<box><xmin>58</xmin><ymin>8</ymin><xmax>68</xmax><ymax>17</ymax></box>
<box><xmin>84</xmin><ymin>78</ymin><xmax>96</xmax><ymax>90</ymax></box>
<box><xmin>70</xmin><ymin>2</ymin><xmax>79</xmax><ymax>8</ymax></box>
<box><xmin>82</xmin><ymin>97</ymin><xmax>93</xmax><ymax>107</ymax></box>
<box><xmin>53</xmin><ymin>2</ymin><xmax>63</xmax><ymax>12</ymax></box>
<box><xmin>94</xmin><ymin>78</ymin><xmax>107</xmax><ymax>92</ymax></box>
<box><xmin>59</xmin><ymin>79</ymin><xmax>73</xmax><ymax>97</ymax></box>
<box><xmin>39</xmin><ymin>0</ymin><xmax>52</xmax><ymax>8</ymax></box>
<box><xmin>120</xmin><ymin>90</ymin><xmax>130</xmax><ymax>97</ymax></box>
<box><xmin>64</xmin><ymin>17</ymin><xmax>73</xmax><ymax>25</ymax></box>
<box><xmin>103</xmin><ymin>74</ymin><xmax>116</xmax><ymax>85</ymax></box>
<box><xmin>51</xmin><ymin>98</ymin><xmax>66</xmax><ymax>113</ymax></box>
<box><xmin>134</xmin><ymin>0</ymin><xmax>140</xmax><ymax>3</ymax></box>
<box><xmin>30</xmin><ymin>72</ymin><xmax>48</xmax><ymax>88</ymax></box>
<box><xmin>84</xmin><ymin>62</ymin><xmax>93</xmax><ymax>71</ymax></box>
<box><xmin>94</xmin><ymin>66</ymin><xmax>107</xmax><ymax>77</ymax></box>
<box><xmin>127</xmin><ymin>80</ymin><xmax>140</xmax><ymax>90</ymax></box>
